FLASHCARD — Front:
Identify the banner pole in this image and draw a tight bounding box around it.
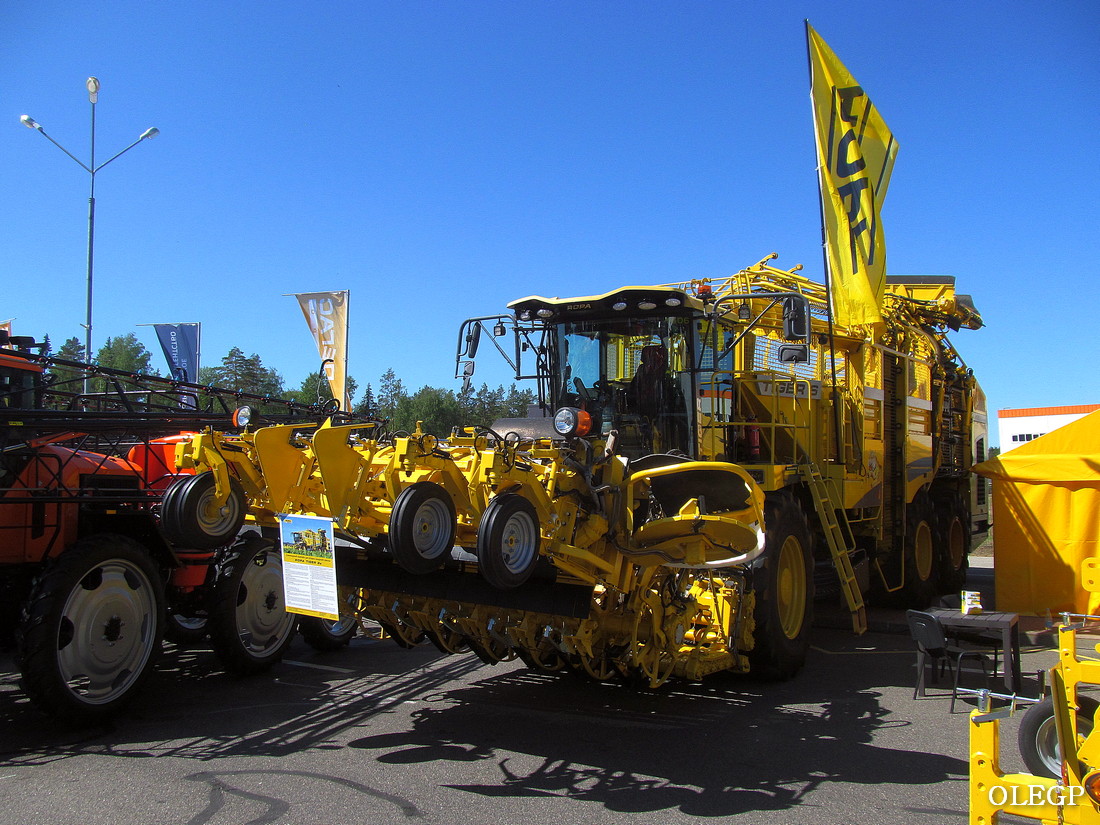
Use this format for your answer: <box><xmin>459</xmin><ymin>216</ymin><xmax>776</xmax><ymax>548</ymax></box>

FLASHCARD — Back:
<box><xmin>805</xmin><ymin>20</ymin><xmax>846</xmax><ymax>467</ymax></box>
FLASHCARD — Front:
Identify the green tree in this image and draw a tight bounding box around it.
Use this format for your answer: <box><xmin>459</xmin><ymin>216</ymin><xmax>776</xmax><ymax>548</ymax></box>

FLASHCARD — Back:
<box><xmin>356</xmin><ymin>382</ymin><xmax>376</xmax><ymax>416</ymax></box>
<box><xmin>200</xmin><ymin>347</ymin><xmax>284</xmax><ymax>397</ymax></box>
<box><xmin>287</xmin><ymin>370</ymin><xmax>358</xmax><ymax>410</ymax></box>
<box><xmin>46</xmin><ymin>337</ymin><xmax>88</xmax><ymax>400</ymax></box>
<box><xmin>376</xmin><ymin>369</ymin><xmax>406</xmax><ymax>421</ymax></box>
<box><xmin>95</xmin><ymin>333</ymin><xmax>158</xmax><ymax>376</ymax></box>
<box><xmin>393</xmin><ymin>386</ymin><xmax>461</xmax><ymax>436</ymax></box>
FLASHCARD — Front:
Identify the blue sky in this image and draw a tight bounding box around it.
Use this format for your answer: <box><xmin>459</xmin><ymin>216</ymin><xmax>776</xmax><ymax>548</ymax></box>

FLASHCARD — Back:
<box><xmin>3</xmin><ymin>1</ymin><xmax>1098</xmax><ymax>445</ymax></box>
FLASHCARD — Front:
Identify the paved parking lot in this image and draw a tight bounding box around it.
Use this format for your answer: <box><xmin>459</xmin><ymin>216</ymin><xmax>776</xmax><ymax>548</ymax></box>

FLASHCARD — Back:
<box><xmin>0</xmin><ymin>561</ymin><xmax>1061</xmax><ymax>825</ymax></box>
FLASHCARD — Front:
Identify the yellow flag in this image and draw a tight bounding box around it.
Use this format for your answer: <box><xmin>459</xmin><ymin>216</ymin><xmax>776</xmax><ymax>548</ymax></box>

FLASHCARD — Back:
<box><xmin>293</xmin><ymin>291</ymin><xmax>350</xmax><ymax>410</ymax></box>
<box><xmin>807</xmin><ymin>23</ymin><xmax>898</xmax><ymax>328</ymax></box>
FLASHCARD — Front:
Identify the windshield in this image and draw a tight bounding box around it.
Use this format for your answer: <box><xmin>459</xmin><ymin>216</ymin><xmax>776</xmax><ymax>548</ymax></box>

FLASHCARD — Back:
<box><xmin>554</xmin><ymin>315</ymin><xmax>693</xmax><ymax>458</ymax></box>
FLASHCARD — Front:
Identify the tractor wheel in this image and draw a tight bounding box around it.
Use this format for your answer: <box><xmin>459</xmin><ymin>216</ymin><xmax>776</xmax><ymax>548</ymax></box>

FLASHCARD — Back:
<box><xmin>162</xmin><ymin>472</ymin><xmax>246</xmax><ymax>550</ymax></box>
<box><xmin>748</xmin><ymin>491</ymin><xmax>814</xmax><ymax>680</ymax></box>
<box><xmin>388</xmin><ymin>482</ymin><xmax>456</xmax><ymax>575</ymax></box>
<box><xmin>299</xmin><ymin>615</ymin><xmax>358</xmax><ymax>651</ymax></box>
<box><xmin>1018</xmin><ymin>694</ymin><xmax>1100</xmax><ymax>779</ymax></box>
<box><xmin>15</xmin><ymin>534</ymin><xmax>164</xmax><ymax>724</ymax></box>
<box><xmin>902</xmin><ymin>493</ymin><xmax>938</xmax><ymax>607</ymax></box>
<box><xmin>934</xmin><ymin>493</ymin><xmax>970</xmax><ymax>594</ymax></box>
<box><xmin>477</xmin><ymin>494</ymin><xmax>540</xmax><ymax>590</ymax></box>
<box><xmin>164</xmin><ymin>612</ymin><xmax>208</xmax><ymax>645</ymax></box>
<box><xmin>208</xmin><ymin>532</ymin><xmax>297</xmax><ymax>674</ymax></box>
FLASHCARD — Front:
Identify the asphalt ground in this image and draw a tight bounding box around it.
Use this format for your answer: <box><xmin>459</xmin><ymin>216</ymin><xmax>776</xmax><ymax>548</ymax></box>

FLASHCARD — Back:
<box><xmin>0</xmin><ymin>558</ymin><xmax>1065</xmax><ymax>825</ymax></box>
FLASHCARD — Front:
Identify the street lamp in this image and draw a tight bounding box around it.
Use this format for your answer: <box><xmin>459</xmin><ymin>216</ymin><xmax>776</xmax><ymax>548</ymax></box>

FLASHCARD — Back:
<box><xmin>20</xmin><ymin>77</ymin><xmax>158</xmax><ymax>376</ymax></box>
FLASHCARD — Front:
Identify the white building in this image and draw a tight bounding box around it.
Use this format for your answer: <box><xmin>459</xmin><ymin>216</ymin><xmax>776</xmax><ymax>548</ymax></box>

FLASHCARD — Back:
<box><xmin>998</xmin><ymin>404</ymin><xmax>1100</xmax><ymax>451</ymax></box>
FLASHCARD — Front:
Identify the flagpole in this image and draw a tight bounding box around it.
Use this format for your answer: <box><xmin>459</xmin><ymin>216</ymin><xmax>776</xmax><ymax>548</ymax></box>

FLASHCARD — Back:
<box><xmin>805</xmin><ymin>19</ymin><xmax>846</xmax><ymax>467</ymax></box>
<box><xmin>342</xmin><ymin>290</ymin><xmax>350</xmax><ymax>411</ymax></box>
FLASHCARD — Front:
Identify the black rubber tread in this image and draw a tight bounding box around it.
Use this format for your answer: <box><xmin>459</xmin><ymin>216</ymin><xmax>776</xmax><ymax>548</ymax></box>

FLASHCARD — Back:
<box><xmin>207</xmin><ymin>532</ymin><xmax>297</xmax><ymax>674</ymax></box>
<box><xmin>163</xmin><ymin>612</ymin><xmax>209</xmax><ymax>645</ymax></box>
<box><xmin>932</xmin><ymin>489</ymin><xmax>970</xmax><ymax>594</ymax></box>
<box><xmin>298</xmin><ymin>615</ymin><xmax>357</xmax><ymax>651</ymax></box>
<box><xmin>476</xmin><ymin>494</ymin><xmax>541</xmax><ymax>590</ymax></box>
<box><xmin>901</xmin><ymin>491</ymin><xmax>938</xmax><ymax>608</ymax></box>
<box><xmin>1018</xmin><ymin>694</ymin><xmax>1100</xmax><ymax>779</ymax></box>
<box><xmin>161</xmin><ymin>472</ymin><xmax>246</xmax><ymax>550</ymax></box>
<box><xmin>15</xmin><ymin>534</ymin><xmax>165</xmax><ymax>724</ymax></box>
<box><xmin>747</xmin><ymin>491</ymin><xmax>815</xmax><ymax>681</ymax></box>
<box><xmin>388</xmin><ymin>482</ymin><xmax>457</xmax><ymax>575</ymax></box>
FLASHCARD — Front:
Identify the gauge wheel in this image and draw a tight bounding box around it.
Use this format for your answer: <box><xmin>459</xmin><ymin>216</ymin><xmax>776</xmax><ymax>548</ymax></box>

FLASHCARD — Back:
<box><xmin>15</xmin><ymin>534</ymin><xmax>164</xmax><ymax>724</ymax></box>
<box><xmin>388</xmin><ymin>482</ymin><xmax>456</xmax><ymax>575</ymax></box>
<box><xmin>162</xmin><ymin>472</ymin><xmax>246</xmax><ymax>550</ymax></box>
<box><xmin>164</xmin><ymin>611</ymin><xmax>208</xmax><ymax>645</ymax></box>
<box><xmin>208</xmin><ymin>532</ymin><xmax>297</xmax><ymax>674</ymax></box>
<box><xmin>299</xmin><ymin>614</ymin><xmax>358</xmax><ymax>651</ymax></box>
<box><xmin>477</xmin><ymin>494</ymin><xmax>541</xmax><ymax>590</ymax></box>
<box><xmin>1018</xmin><ymin>694</ymin><xmax>1100</xmax><ymax>779</ymax></box>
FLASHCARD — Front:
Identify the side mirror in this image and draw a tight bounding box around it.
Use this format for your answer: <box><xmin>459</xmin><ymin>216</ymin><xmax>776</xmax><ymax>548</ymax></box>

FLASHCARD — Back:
<box><xmin>782</xmin><ymin>296</ymin><xmax>808</xmax><ymax>341</ymax></box>
<box><xmin>464</xmin><ymin>323</ymin><xmax>482</xmax><ymax>358</ymax></box>
<box><xmin>777</xmin><ymin>344</ymin><xmax>809</xmax><ymax>363</ymax></box>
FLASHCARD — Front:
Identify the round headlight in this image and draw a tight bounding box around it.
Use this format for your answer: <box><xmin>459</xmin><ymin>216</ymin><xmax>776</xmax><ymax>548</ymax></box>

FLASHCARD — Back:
<box><xmin>233</xmin><ymin>405</ymin><xmax>253</xmax><ymax>428</ymax></box>
<box><xmin>553</xmin><ymin>406</ymin><xmax>592</xmax><ymax>438</ymax></box>
<box><xmin>638</xmin><ymin>300</ymin><xmax>657</xmax><ymax>311</ymax></box>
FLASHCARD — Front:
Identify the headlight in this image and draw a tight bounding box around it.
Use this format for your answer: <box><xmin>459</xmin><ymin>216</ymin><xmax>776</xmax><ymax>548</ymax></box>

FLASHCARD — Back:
<box><xmin>232</xmin><ymin>405</ymin><xmax>253</xmax><ymax>428</ymax></box>
<box><xmin>553</xmin><ymin>406</ymin><xmax>592</xmax><ymax>438</ymax></box>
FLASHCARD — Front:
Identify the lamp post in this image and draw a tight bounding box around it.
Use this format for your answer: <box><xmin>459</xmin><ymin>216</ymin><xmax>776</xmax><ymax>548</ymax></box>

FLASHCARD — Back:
<box><xmin>20</xmin><ymin>77</ymin><xmax>158</xmax><ymax>376</ymax></box>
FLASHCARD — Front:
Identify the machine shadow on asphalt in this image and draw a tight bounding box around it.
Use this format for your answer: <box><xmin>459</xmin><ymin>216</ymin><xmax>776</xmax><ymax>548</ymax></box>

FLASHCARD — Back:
<box><xmin>0</xmin><ymin>623</ymin><xmax>971</xmax><ymax>822</ymax></box>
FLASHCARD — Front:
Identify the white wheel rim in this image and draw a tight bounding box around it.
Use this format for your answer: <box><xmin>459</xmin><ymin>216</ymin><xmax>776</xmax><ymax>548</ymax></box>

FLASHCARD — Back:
<box><xmin>235</xmin><ymin>552</ymin><xmax>295</xmax><ymax>653</ymax></box>
<box><xmin>57</xmin><ymin>559</ymin><xmax>158</xmax><ymax>704</ymax></box>
<box><xmin>412</xmin><ymin>497</ymin><xmax>452</xmax><ymax>561</ymax></box>
<box><xmin>500</xmin><ymin>510</ymin><xmax>538</xmax><ymax>574</ymax></box>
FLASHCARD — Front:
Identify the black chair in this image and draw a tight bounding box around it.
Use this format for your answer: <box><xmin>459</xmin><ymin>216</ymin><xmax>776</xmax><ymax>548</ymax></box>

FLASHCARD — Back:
<box><xmin>906</xmin><ymin>609</ymin><xmax>994</xmax><ymax>712</ymax></box>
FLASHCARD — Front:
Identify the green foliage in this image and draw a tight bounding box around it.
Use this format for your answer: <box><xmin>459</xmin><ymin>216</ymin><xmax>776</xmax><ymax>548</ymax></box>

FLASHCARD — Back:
<box><xmin>199</xmin><ymin>347</ymin><xmax>284</xmax><ymax>398</ymax></box>
<box><xmin>381</xmin><ymin>376</ymin><xmax>536</xmax><ymax>438</ymax></box>
<box><xmin>286</xmin><ymin>371</ymin><xmax>359</xmax><ymax>411</ymax></box>
<box><xmin>95</xmin><ymin>333</ymin><xmax>158</xmax><ymax>376</ymax></box>
<box><xmin>47</xmin><ymin>337</ymin><xmax>88</xmax><ymax>393</ymax></box>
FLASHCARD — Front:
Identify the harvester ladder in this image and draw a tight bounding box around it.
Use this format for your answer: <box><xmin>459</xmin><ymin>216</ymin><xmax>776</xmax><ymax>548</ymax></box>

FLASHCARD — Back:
<box><xmin>798</xmin><ymin>464</ymin><xmax>867</xmax><ymax>634</ymax></box>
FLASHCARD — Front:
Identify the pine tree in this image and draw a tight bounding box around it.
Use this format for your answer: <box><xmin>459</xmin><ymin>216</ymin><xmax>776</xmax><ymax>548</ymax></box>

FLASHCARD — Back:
<box><xmin>95</xmin><ymin>333</ymin><xmax>158</xmax><ymax>376</ymax></box>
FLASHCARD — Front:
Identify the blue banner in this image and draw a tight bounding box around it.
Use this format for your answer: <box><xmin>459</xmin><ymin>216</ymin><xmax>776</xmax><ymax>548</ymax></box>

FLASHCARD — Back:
<box><xmin>153</xmin><ymin>323</ymin><xmax>200</xmax><ymax>383</ymax></box>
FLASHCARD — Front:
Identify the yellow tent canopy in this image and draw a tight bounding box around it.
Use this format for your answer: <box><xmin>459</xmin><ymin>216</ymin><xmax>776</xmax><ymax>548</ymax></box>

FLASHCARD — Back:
<box><xmin>972</xmin><ymin>409</ymin><xmax>1100</xmax><ymax>615</ymax></box>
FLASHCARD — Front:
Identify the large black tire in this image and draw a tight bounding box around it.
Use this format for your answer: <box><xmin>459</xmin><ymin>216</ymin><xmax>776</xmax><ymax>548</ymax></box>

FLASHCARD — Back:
<box><xmin>299</xmin><ymin>615</ymin><xmax>358</xmax><ymax>651</ymax></box>
<box><xmin>164</xmin><ymin>612</ymin><xmax>208</xmax><ymax>645</ymax></box>
<box><xmin>207</xmin><ymin>532</ymin><xmax>297</xmax><ymax>674</ymax></box>
<box><xmin>388</xmin><ymin>482</ymin><xmax>456</xmax><ymax>575</ymax></box>
<box><xmin>748</xmin><ymin>491</ymin><xmax>815</xmax><ymax>680</ymax></box>
<box><xmin>933</xmin><ymin>492</ymin><xmax>970</xmax><ymax>594</ymax></box>
<box><xmin>902</xmin><ymin>492</ymin><xmax>938</xmax><ymax>608</ymax></box>
<box><xmin>477</xmin><ymin>494</ymin><xmax>541</xmax><ymax>590</ymax></box>
<box><xmin>15</xmin><ymin>534</ymin><xmax>165</xmax><ymax>724</ymax></box>
<box><xmin>161</xmin><ymin>472</ymin><xmax>246</xmax><ymax>550</ymax></box>
<box><xmin>1018</xmin><ymin>694</ymin><xmax>1100</xmax><ymax>779</ymax></box>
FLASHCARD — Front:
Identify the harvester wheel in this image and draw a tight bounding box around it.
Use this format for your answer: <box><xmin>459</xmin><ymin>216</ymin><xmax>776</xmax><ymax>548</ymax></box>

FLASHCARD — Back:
<box><xmin>15</xmin><ymin>534</ymin><xmax>164</xmax><ymax>724</ymax></box>
<box><xmin>933</xmin><ymin>493</ymin><xmax>970</xmax><ymax>593</ymax></box>
<box><xmin>162</xmin><ymin>472</ymin><xmax>246</xmax><ymax>550</ymax></box>
<box><xmin>208</xmin><ymin>532</ymin><xmax>297</xmax><ymax>674</ymax></box>
<box><xmin>902</xmin><ymin>493</ymin><xmax>938</xmax><ymax>607</ymax></box>
<box><xmin>1018</xmin><ymin>694</ymin><xmax>1100</xmax><ymax>779</ymax></box>
<box><xmin>477</xmin><ymin>494</ymin><xmax>540</xmax><ymax>590</ymax></box>
<box><xmin>748</xmin><ymin>491</ymin><xmax>814</xmax><ymax>680</ymax></box>
<box><xmin>389</xmin><ymin>482</ymin><xmax>456</xmax><ymax>575</ymax></box>
<box><xmin>299</xmin><ymin>615</ymin><xmax>358</xmax><ymax>651</ymax></box>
